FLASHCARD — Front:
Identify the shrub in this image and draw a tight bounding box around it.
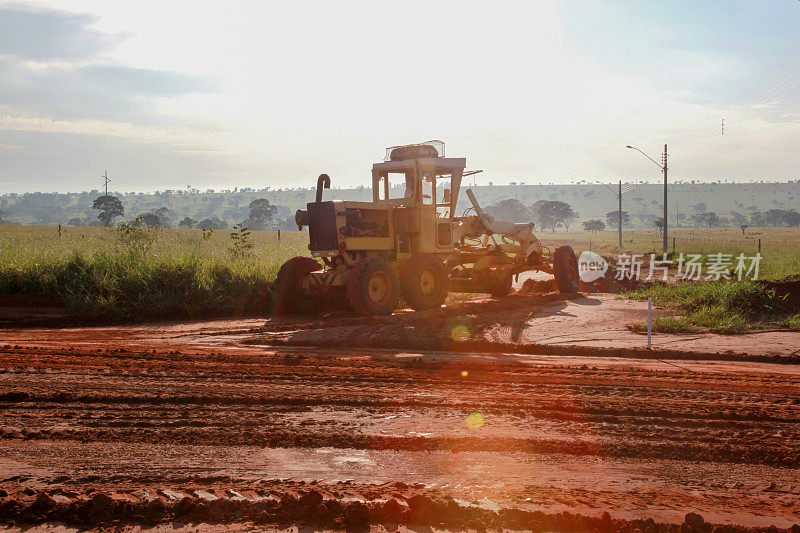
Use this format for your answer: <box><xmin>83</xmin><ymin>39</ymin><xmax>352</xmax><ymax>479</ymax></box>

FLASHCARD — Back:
<box><xmin>626</xmin><ymin>281</ymin><xmax>791</xmax><ymax>334</ymax></box>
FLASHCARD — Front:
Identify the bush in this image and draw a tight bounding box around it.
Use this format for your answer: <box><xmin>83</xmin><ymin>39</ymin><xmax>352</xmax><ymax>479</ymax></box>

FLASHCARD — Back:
<box><xmin>626</xmin><ymin>281</ymin><xmax>791</xmax><ymax>334</ymax></box>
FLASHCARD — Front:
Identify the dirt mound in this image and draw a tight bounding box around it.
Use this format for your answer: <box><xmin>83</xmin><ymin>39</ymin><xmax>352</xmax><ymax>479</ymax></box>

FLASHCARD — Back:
<box><xmin>758</xmin><ymin>277</ymin><xmax>800</xmax><ymax>311</ymax></box>
<box><xmin>516</xmin><ymin>278</ymin><xmax>555</xmax><ymax>294</ymax></box>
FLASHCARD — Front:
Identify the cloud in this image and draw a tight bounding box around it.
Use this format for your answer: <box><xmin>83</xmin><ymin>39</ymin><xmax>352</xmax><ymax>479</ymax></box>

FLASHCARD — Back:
<box><xmin>0</xmin><ymin>6</ymin><xmax>217</xmax><ymax>125</ymax></box>
<box><xmin>0</xmin><ymin>57</ymin><xmax>218</xmax><ymax>124</ymax></box>
<box><xmin>0</xmin><ymin>6</ymin><xmax>124</xmax><ymax>60</ymax></box>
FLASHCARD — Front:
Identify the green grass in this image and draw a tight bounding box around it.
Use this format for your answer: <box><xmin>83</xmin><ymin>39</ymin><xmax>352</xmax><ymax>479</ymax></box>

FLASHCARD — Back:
<box><xmin>539</xmin><ymin>227</ymin><xmax>800</xmax><ymax>280</ymax></box>
<box><xmin>626</xmin><ymin>281</ymin><xmax>798</xmax><ymax>334</ymax></box>
<box><xmin>0</xmin><ymin>224</ymin><xmax>309</xmax><ymax>321</ymax></box>
<box><xmin>1</xmin><ymin>224</ymin><xmax>799</xmax><ymax>325</ymax></box>
<box><xmin>627</xmin><ymin>315</ymin><xmax>704</xmax><ymax>335</ymax></box>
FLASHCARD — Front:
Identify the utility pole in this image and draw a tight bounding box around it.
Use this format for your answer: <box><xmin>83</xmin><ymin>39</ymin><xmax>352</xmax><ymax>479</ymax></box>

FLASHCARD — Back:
<box><xmin>102</xmin><ymin>170</ymin><xmax>111</xmax><ymax>226</ymax></box>
<box><xmin>618</xmin><ymin>180</ymin><xmax>622</xmax><ymax>248</ymax></box>
<box><xmin>597</xmin><ymin>180</ymin><xmax>636</xmax><ymax>249</ymax></box>
<box><xmin>662</xmin><ymin>144</ymin><xmax>668</xmax><ymax>254</ymax></box>
<box><xmin>626</xmin><ymin>144</ymin><xmax>668</xmax><ymax>253</ymax></box>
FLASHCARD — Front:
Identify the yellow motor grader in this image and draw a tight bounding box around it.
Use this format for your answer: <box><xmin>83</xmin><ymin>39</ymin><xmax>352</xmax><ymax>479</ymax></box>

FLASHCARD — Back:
<box><xmin>273</xmin><ymin>141</ymin><xmax>579</xmax><ymax>315</ymax></box>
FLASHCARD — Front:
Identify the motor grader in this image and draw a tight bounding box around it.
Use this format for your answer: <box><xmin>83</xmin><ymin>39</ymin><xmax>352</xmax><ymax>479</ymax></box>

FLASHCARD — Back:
<box><xmin>272</xmin><ymin>141</ymin><xmax>579</xmax><ymax>316</ymax></box>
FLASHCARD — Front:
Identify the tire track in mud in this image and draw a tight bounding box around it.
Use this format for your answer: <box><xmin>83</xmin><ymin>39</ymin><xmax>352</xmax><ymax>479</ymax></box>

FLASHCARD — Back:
<box><xmin>1</xmin><ymin>344</ymin><xmax>800</xmax><ymax>529</ymax></box>
<box><xmin>2</xmin><ymin>347</ymin><xmax>800</xmax><ymax>467</ymax></box>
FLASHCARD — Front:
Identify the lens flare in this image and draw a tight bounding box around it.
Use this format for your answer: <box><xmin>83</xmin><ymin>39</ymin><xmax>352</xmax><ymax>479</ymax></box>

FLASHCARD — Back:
<box><xmin>465</xmin><ymin>412</ymin><xmax>485</xmax><ymax>429</ymax></box>
<box><xmin>450</xmin><ymin>324</ymin><xmax>470</xmax><ymax>342</ymax></box>
<box><xmin>460</xmin><ymin>370</ymin><xmax>469</xmax><ymax>377</ymax></box>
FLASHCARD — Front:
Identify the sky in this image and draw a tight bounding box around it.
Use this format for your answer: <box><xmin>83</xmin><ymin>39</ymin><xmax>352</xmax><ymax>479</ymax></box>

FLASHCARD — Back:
<box><xmin>1</xmin><ymin>0</ymin><xmax>799</xmax><ymax>193</ymax></box>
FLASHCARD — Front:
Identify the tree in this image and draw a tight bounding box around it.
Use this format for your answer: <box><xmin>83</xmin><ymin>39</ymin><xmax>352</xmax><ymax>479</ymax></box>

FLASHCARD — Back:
<box><xmin>178</xmin><ymin>217</ymin><xmax>197</xmax><ymax>229</ymax></box>
<box><xmin>784</xmin><ymin>209</ymin><xmax>800</xmax><ymax>227</ymax></box>
<box><xmin>654</xmin><ymin>217</ymin><xmax>665</xmax><ymax>234</ymax></box>
<box><xmin>198</xmin><ymin>217</ymin><xmax>227</xmax><ymax>230</ymax></box>
<box><xmin>730</xmin><ymin>211</ymin><xmax>748</xmax><ymax>227</ymax></box>
<box><xmin>750</xmin><ymin>211</ymin><xmax>765</xmax><ymax>227</ymax></box>
<box><xmin>531</xmin><ymin>200</ymin><xmax>577</xmax><ymax>233</ymax></box>
<box><xmin>765</xmin><ymin>209</ymin><xmax>785</xmax><ymax>227</ymax></box>
<box><xmin>485</xmin><ymin>199</ymin><xmax>532</xmax><ymax>223</ymax></box>
<box><xmin>92</xmin><ymin>195</ymin><xmax>124</xmax><ymax>226</ymax></box>
<box><xmin>154</xmin><ymin>207</ymin><xmax>172</xmax><ymax>227</ymax></box>
<box><xmin>698</xmin><ymin>212</ymin><xmax>720</xmax><ymax>228</ymax></box>
<box><xmin>136</xmin><ymin>213</ymin><xmax>162</xmax><ymax>228</ymax></box>
<box><xmin>605</xmin><ymin>210</ymin><xmax>630</xmax><ymax>230</ymax></box>
<box><xmin>67</xmin><ymin>217</ymin><xmax>83</xmax><ymax>226</ymax></box>
<box><xmin>248</xmin><ymin>198</ymin><xmax>278</xmax><ymax>229</ymax></box>
<box><xmin>582</xmin><ymin>219</ymin><xmax>605</xmax><ymax>233</ymax></box>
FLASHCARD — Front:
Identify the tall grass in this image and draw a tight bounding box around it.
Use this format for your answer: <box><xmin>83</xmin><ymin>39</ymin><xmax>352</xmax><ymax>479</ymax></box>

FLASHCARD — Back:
<box><xmin>0</xmin><ymin>225</ymin><xmax>309</xmax><ymax>321</ymax></box>
<box><xmin>626</xmin><ymin>281</ymin><xmax>798</xmax><ymax>334</ymax></box>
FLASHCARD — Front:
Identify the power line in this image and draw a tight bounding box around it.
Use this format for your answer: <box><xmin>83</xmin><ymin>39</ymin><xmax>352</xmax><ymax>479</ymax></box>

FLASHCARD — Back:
<box><xmin>670</xmin><ymin>130</ymin><xmax>720</xmax><ymax>159</ymax></box>
<box><xmin>747</xmin><ymin>61</ymin><xmax>800</xmax><ymax>108</ymax></box>
<box><xmin>670</xmin><ymin>59</ymin><xmax>800</xmax><ymax>162</ymax></box>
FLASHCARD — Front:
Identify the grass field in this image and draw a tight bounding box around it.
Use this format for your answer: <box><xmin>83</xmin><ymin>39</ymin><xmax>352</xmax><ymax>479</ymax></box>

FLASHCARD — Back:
<box><xmin>538</xmin><ymin>226</ymin><xmax>800</xmax><ymax>280</ymax></box>
<box><xmin>0</xmin><ymin>225</ymin><xmax>308</xmax><ymax>321</ymax></box>
<box><xmin>1</xmin><ymin>224</ymin><xmax>798</xmax><ymax>324</ymax></box>
<box><xmin>536</xmin><ymin>227</ymin><xmax>800</xmax><ymax>333</ymax></box>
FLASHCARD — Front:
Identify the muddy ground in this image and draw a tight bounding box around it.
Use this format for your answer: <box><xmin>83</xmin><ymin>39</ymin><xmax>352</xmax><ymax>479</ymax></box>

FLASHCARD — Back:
<box><xmin>1</xmin><ymin>291</ymin><xmax>800</xmax><ymax>532</ymax></box>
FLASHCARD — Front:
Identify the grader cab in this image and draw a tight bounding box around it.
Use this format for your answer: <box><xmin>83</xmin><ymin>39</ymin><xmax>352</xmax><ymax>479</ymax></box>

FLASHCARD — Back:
<box><xmin>273</xmin><ymin>141</ymin><xmax>579</xmax><ymax>316</ymax></box>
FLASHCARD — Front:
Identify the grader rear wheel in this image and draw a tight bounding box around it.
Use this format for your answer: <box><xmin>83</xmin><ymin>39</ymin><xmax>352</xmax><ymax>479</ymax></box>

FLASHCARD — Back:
<box><xmin>347</xmin><ymin>257</ymin><xmax>400</xmax><ymax>316</ymax></box>
<box><xmin>553</xmin><ymin>245</ymin><xmax>580</xmax><ymax>294</ymax></box>
<box><xmin>272</xmin><ymin>256</ymin><xmax>321</xmax><ymax>315</ymax></box>
<box><xmin>400</xmin><ymin>254</ymin><xmax>448</xmax><ymax>310</ymax></box>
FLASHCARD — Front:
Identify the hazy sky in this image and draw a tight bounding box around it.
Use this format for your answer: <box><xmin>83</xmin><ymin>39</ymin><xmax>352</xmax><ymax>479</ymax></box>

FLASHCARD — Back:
<box><xmin>1</xmin><ymin>0</ymin><xmax>799</xmax><ymax>193</ymax></box>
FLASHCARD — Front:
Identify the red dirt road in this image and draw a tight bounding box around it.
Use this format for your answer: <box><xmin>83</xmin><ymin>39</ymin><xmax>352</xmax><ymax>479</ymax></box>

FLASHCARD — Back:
<box><xmin>1</xmin><ymin>306</ymin><xmax>800</xmax><ymax>531</ymax></box>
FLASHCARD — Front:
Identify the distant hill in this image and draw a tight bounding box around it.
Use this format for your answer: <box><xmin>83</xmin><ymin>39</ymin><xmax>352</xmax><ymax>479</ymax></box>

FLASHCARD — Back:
<box><xmin>1</xmin><ymin>181</ymin><xmax>799</xmax><ymax>229</ymax></box>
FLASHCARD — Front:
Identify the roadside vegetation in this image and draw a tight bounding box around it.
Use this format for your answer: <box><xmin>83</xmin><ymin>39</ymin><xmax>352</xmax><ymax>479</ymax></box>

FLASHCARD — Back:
<box><xmin>538</xmin><ymin>227</ymin><xmax>800</xmax><ymax>335</ymax></box>
<box><xmin>626</xmin><ymin>281</ymin><xmax>800</xmax><ymax>335</ymax></box>
<box><xmin>1</xmin><ymin>224</ymin><xmax>799</xmax><ymax>327</ymax></box>
<box><xmin>0</xmin><ymin>224</ymin><xmax>307</xmax><ymax>321</ymax></box>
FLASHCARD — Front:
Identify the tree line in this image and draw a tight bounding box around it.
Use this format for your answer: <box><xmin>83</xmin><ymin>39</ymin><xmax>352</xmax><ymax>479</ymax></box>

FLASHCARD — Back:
<box><xmin>88</xmin><ymin>195</ymin><xmax>295</xmax><ymax>231</ymax></box>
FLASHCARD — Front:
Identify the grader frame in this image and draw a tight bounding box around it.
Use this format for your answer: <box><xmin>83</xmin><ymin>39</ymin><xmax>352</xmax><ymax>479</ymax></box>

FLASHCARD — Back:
<box><xmin>273</xmin><ymin>142</ymin><xmax>579</xmax><ymax>316</ymax></box>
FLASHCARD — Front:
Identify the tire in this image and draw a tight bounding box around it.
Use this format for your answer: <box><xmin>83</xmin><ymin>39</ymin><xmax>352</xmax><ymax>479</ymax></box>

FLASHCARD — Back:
<box><xmin>400</xmin><ymin>254</ymin><xmax>449</xmax><ymax>310</ymax></box>
<box><xmin>553</xmin><ymin>245</ymin><xmax>580</xmax><ymax>294</ymax></box>
<box><xmin>272</xmin><ymin>257</ymin><xmax>320</xmax><ymax>315</ymax></box>
<box><xmin>347</xmin><ymin>257</ymin><xmax>400</xmax><ymax>316</ymax></box>
<box><xmin>489</xmin><ymin>269</ymin><xmax>514</xmax><ymax>297</ymax></box>
<box><xmin>390</xmin><ymin>144</ymin><xmax>439</xmax><ymax>161</ymax></box>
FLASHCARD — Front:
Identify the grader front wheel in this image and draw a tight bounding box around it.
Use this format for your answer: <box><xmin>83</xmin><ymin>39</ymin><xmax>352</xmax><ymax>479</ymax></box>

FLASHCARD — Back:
<box><xmin>553</xmin><ymin>245</ymin><xmax>580</xmax><ymax>294</ymax></box>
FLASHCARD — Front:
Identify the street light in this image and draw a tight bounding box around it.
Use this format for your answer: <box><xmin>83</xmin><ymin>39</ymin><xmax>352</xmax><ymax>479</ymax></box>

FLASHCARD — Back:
<box><xmin>627</xmin><ymin>144</ymin><xmax>668</xmax><ymax>253</ymax></box>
